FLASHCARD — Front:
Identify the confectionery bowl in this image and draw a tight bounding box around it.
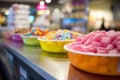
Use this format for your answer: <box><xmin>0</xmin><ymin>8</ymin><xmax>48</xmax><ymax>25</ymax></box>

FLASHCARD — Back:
<box><xmin>21</xmin><ymin>36</ymin><xmax>40</xmax><ymax>46</ymax></box>
<box><xmin>64</xmin><ymin>43</ymin><xmax>120</xmax><ymax>75</ymax></box>
<box><xmin>38</xmin><ymin>38</ymin><xmax>75</xmax><ymax>53</ymax></box>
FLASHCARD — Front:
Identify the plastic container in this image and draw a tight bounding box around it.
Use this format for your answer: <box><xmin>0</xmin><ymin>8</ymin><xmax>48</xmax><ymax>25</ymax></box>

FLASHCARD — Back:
<box><xmin>64</xmin><ymin>44</ymin><xmax>120</xmax><ymax>76</ymax></box>
<box><xmin>22</xmin><ymin>36</ymin><xmax>40</xmax><ymax>46</ymax></box>
<box><xmin>38</xmin><ymin>38</ymin><xmax>75</xmax><ymax>53</ymax></box>
<box><xmin>12</xmin><ymin>33</ymin><xmax>22</xmax><ymax>41</ymax></box>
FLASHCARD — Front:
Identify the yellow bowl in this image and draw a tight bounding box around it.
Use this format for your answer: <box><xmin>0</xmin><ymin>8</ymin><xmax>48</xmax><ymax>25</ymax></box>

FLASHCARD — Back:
<box><xmin>64</xmin><ymin>43</ymin><xmax>120</xmax><ymax>75</ymax></box>
<box><xmin>38</xmin><ymin>38</ymin><xmax>75</xmax><ymax>53</ymax></box>
<box><xmin>22</xmin><ymin>36</ymin><xmax>40</xmax><ymax>46</ymax></box>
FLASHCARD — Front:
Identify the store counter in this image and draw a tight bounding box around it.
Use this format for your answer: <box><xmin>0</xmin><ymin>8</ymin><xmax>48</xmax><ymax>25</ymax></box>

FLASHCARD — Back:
<box><xmin>0</xmin><ymin>39</ymin><xmax>69</xmax><ymax>80</ymax></box>
<box><xmin>0</xmin><ymin>39</ymin><xmax>120</xmax><ymax>80</ymax></box>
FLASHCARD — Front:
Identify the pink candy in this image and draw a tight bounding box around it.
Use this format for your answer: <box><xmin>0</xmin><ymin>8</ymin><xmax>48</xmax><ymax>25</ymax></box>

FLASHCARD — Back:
<box><xmin>101</xmin><ymin>37</ymin><xmax>111</xmax><ymax>46</ymax></box>
<box><xmin>97</xmin><ymin>47</ymin><xmax>107</xmax><ymax>54</ymax></box>
<box><xmin>106</xmin><ymin>44</ymin><xmax>113</xmax><ymax>50</ymax></box>
<box><xmin>108</xmin><ymin>49</ymin><xmax>120</xmax><ymax>54</ymax></box>
<box><xmin>69</xmin><ymin>30</ymin><xmax>120</xmax><ymax>54</ymax></box>
<box><xmin>71</xmin><ymin>45</ymin><xmax>82</xmax><ymax>51</ymax></box>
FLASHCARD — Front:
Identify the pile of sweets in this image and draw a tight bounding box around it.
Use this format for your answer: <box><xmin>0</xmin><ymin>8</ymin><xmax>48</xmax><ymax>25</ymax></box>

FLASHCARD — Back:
<box><xmin>69</xmin><ymin>30</ymin><xmax>120</xmax><ymax>54</ymax></box>
<box><xmin>12</xmin><ymin>28</ymin><xmax>30</xmax><ymax>34</ymax></box>
<box><xmin>42</xmin><ymin>29</ymin><xmax>80</xmax><ymax>40</ymax></box>
<box><xmin>24</xmin><ymin>28</ymin><xmax>49</xmax><ymax>36</ymax></box>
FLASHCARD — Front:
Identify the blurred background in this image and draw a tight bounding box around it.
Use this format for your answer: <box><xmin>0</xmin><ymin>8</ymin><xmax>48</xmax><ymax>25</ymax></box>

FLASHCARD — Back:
<box><xmin>0</xmin><ymin>0</ymin><xmax>120</xmax><ymax>33</ymax></box>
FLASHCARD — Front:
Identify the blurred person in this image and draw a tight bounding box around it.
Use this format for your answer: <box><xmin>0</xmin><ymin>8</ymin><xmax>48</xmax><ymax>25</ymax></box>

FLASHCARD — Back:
<box><xmin>100</xmin><ymin>18</ymin><xmax>107</xmax><ymax>31</ymax></box>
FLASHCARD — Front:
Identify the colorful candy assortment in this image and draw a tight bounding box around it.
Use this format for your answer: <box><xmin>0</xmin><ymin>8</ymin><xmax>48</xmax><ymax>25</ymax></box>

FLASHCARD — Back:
<box><xmin>65</xmin><ymin>30</ymin><xmax>120</xmax><ymax>75</ymax></box>
<box><xmin>24</xmin><ymin>28</ymin><xmax>49</xmax><ymax>36</ymax></box>
<box><xmin>39</xmin><ymin>29</ymin><xmax>80</xmax><ymax>53</ymax></box>
<box><xmin>21</xmin><ymin>28</ymin><xmax>49</xmax><ymax>46</ymax></box>
<box><xmin>69</xmin><ymin>30</ymin><xmax>120</xmax><ymax>54</ymax></box>
<box><xmin>12</xmin><ymin>28</ymin><xmax>30</xmax><ymax>34</ymax></box>
<box><xmin>42</xmin><ymin>29</ymin><xmax>79</xmax><ymax>40</ymax></box>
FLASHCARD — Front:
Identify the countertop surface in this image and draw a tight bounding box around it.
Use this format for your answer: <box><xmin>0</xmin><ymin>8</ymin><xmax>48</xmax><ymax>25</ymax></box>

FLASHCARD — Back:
<box><xmin>1</xmin><ymin>39</ymin><xmax>120</xmax><ymax>80</ymax></box>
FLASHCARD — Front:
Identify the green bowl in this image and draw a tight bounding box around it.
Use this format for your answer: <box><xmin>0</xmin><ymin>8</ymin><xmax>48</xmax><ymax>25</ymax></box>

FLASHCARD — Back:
<box><xmin>22</xmin><ymin>36</ymin><xmax>40</xmax><ymax>46</ymax></box>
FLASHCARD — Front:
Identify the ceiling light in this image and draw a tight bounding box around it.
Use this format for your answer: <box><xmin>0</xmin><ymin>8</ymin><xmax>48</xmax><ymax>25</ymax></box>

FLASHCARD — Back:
<box><xmin>39</xmin><ymin>1</ymin><xmax>45</xmax><ymax>6</ymax></box>
<box><xmin>5</xmin><ymin>10</ymin><xmax>9</xmax><ymax>15</ymax></box>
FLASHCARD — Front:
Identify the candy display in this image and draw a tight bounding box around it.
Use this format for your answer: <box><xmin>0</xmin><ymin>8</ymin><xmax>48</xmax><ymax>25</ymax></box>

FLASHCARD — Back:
<box><xmin>12</xmin><ymin>28</ymin><xmax>30</xmax><ymax>41</ymax></box>
<box><xmin>22</xmin><ymin>28</ymin><xmax>49</xmax><ymax>46</ymax></box>
<box><xmin>38</xmin><ymin>29</ymin><xmax>80</xmax><ymax>53</ymax></box>
<box><xmin>69</xmin><ymin>30</ymin><xmax>120</xmax><ymax>54</ymax></box>
<box><xmin>41</xmin><ymin>29</ymin><xmax>79</xmax><ymax>40</ymax></box>
<box><xmin>24</xmin><ymin>28</ymin><xmax>49</xmax><ymax>36</ymax></box>
<box><xmin>64</xmin><ymin>30</ymin><xmax>120</xmax><ymax>75</ymax></box>
<box><xmin>12</xmin><ymin>28</ymin><xmax>30</xmax><ymax>34</ymax></box>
